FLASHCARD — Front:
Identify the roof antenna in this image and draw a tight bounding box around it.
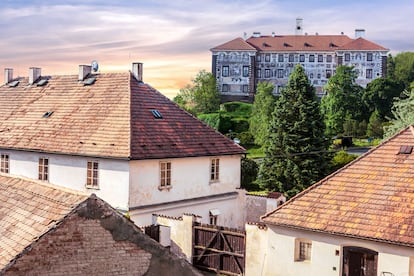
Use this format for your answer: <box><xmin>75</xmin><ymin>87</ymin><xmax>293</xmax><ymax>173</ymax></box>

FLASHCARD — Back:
<box><xmin>91</xmin><ymin>60</ymin><xmax>99</xmax><ymax>73</ymax></box>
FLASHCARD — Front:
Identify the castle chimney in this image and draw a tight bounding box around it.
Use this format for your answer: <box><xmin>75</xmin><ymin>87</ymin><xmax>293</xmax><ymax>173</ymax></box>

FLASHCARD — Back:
<box><xmin>295</xmin><ymin>18</ymin><xmax>303</xmax><ymax>35</ymax></box>
<box><xmin>132</xmin><ymin>62</ymin><xmax>143</xmax><ymax>82</ymax></box>
<box><xmin>29</xmin><ymin>67</ymin><xmax>41</xmax><ymax>85</ymax></box>
<box><xmin>355</xmin><ymin>29</ymin><xmax>365</xmax><ymax>38</ymax></box>
<box><xmin>4</xmin><ymin>68</ymin><xmax>13</xmax><ymax>84</ymax></box>
<box><xmin>78</xmin><ymin>65</ymin><xmax>92</xmax><ymax>81</ymax></box>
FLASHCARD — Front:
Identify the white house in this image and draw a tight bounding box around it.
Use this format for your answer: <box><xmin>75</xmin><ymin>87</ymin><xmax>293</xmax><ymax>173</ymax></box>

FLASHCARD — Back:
<box><xmin>246</xmin><ymin>126</ymin><xmax>414</xmax><ymax>276</ymax></box>
<box><xmin>0</xmin><ymin>63</ymin><xmax>246</xmax><ymax>227</ymax></box>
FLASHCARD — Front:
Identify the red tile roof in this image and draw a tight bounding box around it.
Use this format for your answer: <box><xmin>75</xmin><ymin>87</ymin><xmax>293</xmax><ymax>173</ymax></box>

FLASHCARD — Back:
<box><xmin>0</xmin><ymin>72</ymin><xmax>245</xmax><ymax>159</ymax></box>
<box><xmin>262</xmin><ymin>126</ymin><xmax>414</xmax><ymax>247</ymax></box>
<box><xmin>337</xmin><ymin>37</ymin><xmax>388</xmax><ymax>51</ymax></box>
<box><xmin>210</xmin><ymin>37</ymin><xmax>257</xmax><ymax>51</ymax></box>
<box><xmin>0</xmin><ymin>174</ymin><xmax>88</xmax><ymax>268</ymax></box>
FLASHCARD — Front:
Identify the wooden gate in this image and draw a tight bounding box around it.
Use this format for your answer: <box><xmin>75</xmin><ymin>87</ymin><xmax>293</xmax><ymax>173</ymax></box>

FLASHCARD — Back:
<box><xmin>192</xmin><ymin>223</ymin><xmax>245</xmax><ymax>275</ymax></box>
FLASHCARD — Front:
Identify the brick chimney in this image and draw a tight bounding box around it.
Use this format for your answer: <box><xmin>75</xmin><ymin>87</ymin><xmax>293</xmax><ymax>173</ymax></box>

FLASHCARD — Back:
<box><xmin>29</xmin><ymin>67</ymin><xmax>41</xmax><ymax>85</ymax></box>
<box><xmin>79</xmin><ymin>65</ymin><xmax>92</xmax><ymax>81</ymax></box>
<box><xmin>4</xmin><ymin>68</ymin><xmax>13</xmax><ymax>84</ymax></box>
<box><xmin>132</xmin><ymin>62</ymin><xmax>143</xmax><ymax>82</ymax></box>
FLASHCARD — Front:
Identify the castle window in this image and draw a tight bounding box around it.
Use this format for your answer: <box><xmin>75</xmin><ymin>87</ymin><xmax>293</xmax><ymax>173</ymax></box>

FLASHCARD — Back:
<box><xmin>243</xmin><ymin>66</ymin><xmax>249</xmax><ymax>77</ymax></box>
<box><xmin>309</xmin><ymin>55</ymin><xmax>315</xmax><ymax>62</ymax></box>
<box><xmin>265</xmin><ymin>54</ymin><xmax>271</xmax><ymax>62</ymax></box>
<box><xmin>299</xmin><ymin>54</ymin><xmax>305</xmax><ymax>62</ymax></box>
<box><xmin>366</xmin><ymin>69</ymin><xmax>373</xmax><ymax>79</ymax></box>
<box><xmin>288</xmin><ymin>54</ymin><xmax>294</xmax><ymax>62</ymax></box>
<box><xmin>278</xmin><ymin>54</ymin><xmax>284</xmax><ymax>62</ymax></box>
<box><xmin>327</xmin><ymin>55</ymin><xmax>332</xmax><ymax>63</ymax></box>
<box><xmin>318</xmin><ymin>55</ymin><xmax>323</xmax><ymax>62</ymax></box>
<box><xmin>367</xmin><ymin>53</ymin><xmax>373</xmax><ymax>61</ymax></box>
<box><xmin>345</xmin><ymin>53</ymin><xmax>350</xmax><ymax>62</ymax></box>
<box><xmin>222</xmin><ymin>66</ymin><xmax>229</xmax><ymax>77</ymax></box>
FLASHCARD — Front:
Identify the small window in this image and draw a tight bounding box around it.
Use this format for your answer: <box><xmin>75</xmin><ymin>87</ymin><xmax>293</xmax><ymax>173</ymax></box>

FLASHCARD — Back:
<box><xmin>265</xmin><ymin>54</ymin><xmax>271</xmax><ymax>62</ymax></box>
<box><xmin>150</xmin><ymin>109</ymin><xmax>163</xmax><ymax>119</ymax></box>
<box><xmin>299</xmin><ymin>54</ymin><xmax>305</xmax><ymax>62</ymax></box>
<box><xmin>366</xmin><ymin>69</ymin><xmax>373</xmax><ymax>79</ymax></box>
<box><xmin>222</xmin><ymin>84</ymin><xmax>229</xmax><ymax>92</ymax></box>
<box><xmin>256</xmin><ymin>69</ymin><xmax>261</xmax><ymax>78</ymax></box>
<box><xmin>242</xmin><ymin>66</ymin><xmax>249</xmax><ymax>77</ymax></box>
<box><xmin>278</xmin><ymin>54</ymin><xmax>284</xmax><ymax>62</ymax></box>
<box><xmin>309</xmin><ymin>55</ymin><xmax>315</xmax><ymax>62</ymax></box>
<box><xmin>277</xmin><ymin>69</ymin><xmax>284</xmax><ymax>78</ymax></box>
<box><xmin>399</xmin><ymin>145</ymin><xmax>413</xmax><ymax>154</ymax></box>
<box><xmin>210</xmin><ymin>158</ymin><xmax>220</xmax><ymax>182</ymax></box>
<box><xmin>265</xmin><ymin>69</ymin><xmax>271</xmax><ymax>78</ymax></box>
<box><xmin>345</xmin><ymin>53</ymin><xmax>350</xmax><ymax>62</ymax></box>
<box><xmin>257</xmin><ymin>55</ymin><xmax>261</xmax><ymax>62</ymax></box>
<box><xmin>295</xmin><ymin>238</ymin><xmax>312</xmax><ymax>262</ymax></box>
<box><xmin>326</xmin><ymin>55</ymin><xmax>332</xmax><ymax>63</ymax></box>
<box><xmin>43</xmin><ymin>111</ymin><xmax>54</xmax><ymax>118</ymax></box>
<box><xmin>38</xmin><ymin>158</ymin><xmax>49</xmax><ymax>181</ymax></box>
<box><xmin>318</xmin><ymin>54</ymin><xmax>323</xmax><ymax>62</ymax></box>
<box><xmin>160</xmin><ymin>161</ymin><xmax>171</xmax><ymax>188</ymax></box>
<box><xmin>288</xmin><ymin>54</ymin><xmax>294</xmax><ymax>62</ymax></box>
<box><xmin>242</xmin><ymin>85</ymin><xmax>249</xmax><ymax>93</ymax></box>
<box><xmin>1</xmin><ymin>154</ymin><xmax>9</xmax><ymax>173</ymax></box>
<box><xmin>86</xmin><ymin>161</ymin><xmax>99</xmax><ymax>188</ymax></box>
<box><xmin>222</xmin><ymin>66</ymin><xmax>229</xmax><ymax>77</ymax></box>
<box><xmin>309</xmin><ymin>73</ymin><xmax>314</xmax><ymax>79</ymax></box>
<box><xmin>367</xmin><ymin>53</ymin><xmax>373</xmax><ymax>61</ymax></box>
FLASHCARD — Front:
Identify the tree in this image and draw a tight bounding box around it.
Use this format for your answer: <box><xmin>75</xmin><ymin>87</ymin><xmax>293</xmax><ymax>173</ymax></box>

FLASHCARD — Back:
<box><xmin>321</xmin><ymin>66</ymin><xmax>364</xmax><ymax>136</ymax></box>
<box><xmin>241</xmin><ymin>158</ymin><xmax>259</xmax><ymax>191</ymax></box>
<box><xmin>258</xmin><ymin>65</ymin><xmax>330</xmax><ymax>198</ymax></box>
<box><xmin>367</xmin><ymin>109</ymin><xmax>384</xmax><ymax>138</ymax></box>
<box><xmin>384</xmin><ymin>89</ymin><xmax>414</xmax><ymax>138</ymax></box>
<box><xmin>394</xmin><ymin>52</ymin><xmax>414</xmax><ymax>88</ymax></box>
<box><xmin>249</xmin><ymin>81</ymin><xmax>276</xmax><ymax>146</ymax></box>
<box><xmin>173</xmin><ymin>70</ymin><xmax>220</xmax><ymax>114</ymax></box>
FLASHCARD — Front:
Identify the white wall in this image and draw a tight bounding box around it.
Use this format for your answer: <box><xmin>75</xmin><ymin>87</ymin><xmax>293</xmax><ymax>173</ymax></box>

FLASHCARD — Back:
<box><xmin>4</xmin><ymin>149</ymin><xmax>130</xmax><ymax>211</ymax></box>
<box><xmin>248</xmin><ymin>225</ymin><xmax>414</xmax><ymax>276</ymax></box>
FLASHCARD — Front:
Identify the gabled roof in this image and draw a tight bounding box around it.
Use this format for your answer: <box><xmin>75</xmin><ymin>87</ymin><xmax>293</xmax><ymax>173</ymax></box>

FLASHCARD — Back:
<box><xmin>246</xmin><ymin>35</ymin><xmax>354</xmax><ymax>52</ymax></box>
<box><xmin>210</xmin><ymin>37</ymin><xmax>257</xmax><ymax>51</ymax></box>
<box><xmin>262</xmin><ymin>126</ymin><xmax>414</xmax><ymax>247</ymax></box>
<box><xmin>0</xmin><ymin>72</ymin><xmax>245</xmax><ymax>159</ymax></box>
<box><xmin>0</xmin><ymin>175</ymin><xmax>88</xmax><ymax>268</ymax></box>
<box><xmin>337</xmin><ymin>37</ymin><xmax>389</xmax><ymax>51</ymax></box>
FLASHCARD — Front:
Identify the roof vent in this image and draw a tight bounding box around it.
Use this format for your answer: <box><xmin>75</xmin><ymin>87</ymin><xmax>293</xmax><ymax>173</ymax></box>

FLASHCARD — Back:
<box><xmin>4</xmin><ymin>68</ymin><xmax>13</xmax><ymax>84</ymax></box>
<box><xmin>29</xmin><ymin>67</ymin><xmax>41</xmax><ymax>85</ymax></box>
<box><xmin>132</xmin><ymin>62</ymin><xmax>143</xmax><ymax>82</ymax></box>
<box><xmin>79</xmin><ymin>65</ymin><xmax>92</xmax><ymax>81</ymax></box>
<box><xmin>398</xmin><ymin>145</ymin><xmax>413</xmax><ymax>154</ymax></box>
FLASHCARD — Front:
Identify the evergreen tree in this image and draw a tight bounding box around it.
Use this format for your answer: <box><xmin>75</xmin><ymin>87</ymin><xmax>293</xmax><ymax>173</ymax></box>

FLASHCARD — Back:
<box><xmin>258</xmin><ymin>65</ymin><xmax>330</xmax><ymax>198</ymax></box>
<box><xmin>249</xmin><ymin>81</ymin><xmax>276</xmax><ymax>146</ymax></box>
<box><xmin>384</xmin><ymin>89</ymin><xmax>414</xmax><ymax>138</ymax></box>
<box><xmin>367</xmin><ymin>109</ymin><xmax>384</xmax><ymax>138</ymax></box>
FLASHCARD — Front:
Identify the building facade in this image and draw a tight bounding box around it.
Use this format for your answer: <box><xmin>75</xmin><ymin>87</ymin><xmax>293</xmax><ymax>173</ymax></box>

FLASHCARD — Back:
<box><xmin>211</xmin><ymin>19</ymin><xmax>389</xmax><ymax>100</ymax></box>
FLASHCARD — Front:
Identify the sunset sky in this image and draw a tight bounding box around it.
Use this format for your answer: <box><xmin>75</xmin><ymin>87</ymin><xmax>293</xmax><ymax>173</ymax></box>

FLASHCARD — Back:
<box><xmin>0</xmin><ymin>0</ymin><xmax>413</xmax><ymax>98</ymax></box>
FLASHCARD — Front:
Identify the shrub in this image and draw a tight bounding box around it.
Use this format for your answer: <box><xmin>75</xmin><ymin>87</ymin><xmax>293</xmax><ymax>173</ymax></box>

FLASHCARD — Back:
<box><xmin>197</xmin><ymin>113</ymin><xmax>220</xmax><ymax>130</ymax></box>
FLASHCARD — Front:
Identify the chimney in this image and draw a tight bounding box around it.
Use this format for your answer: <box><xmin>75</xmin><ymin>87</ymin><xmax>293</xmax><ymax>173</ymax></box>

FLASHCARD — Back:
<box><xmin>132</xmin><ymin>62</ymin><xmax>143</xmax><ymax>82</ymax></box>
<box><xmin>252</xmin><ymin>32</ymin><xmax>261</xmax><ymax>38</ymax></box>
<box><xmin>295</xmin><ymin>18</ymin><xmax>303</xmax><ymax>35</ymax></box>
<box><xmin>4</xmin><ymin>68</ymin><xmax>13</xmax><ymax>84</ymax></box>
<box><xmin>355</xmin><ymin>29</ymin><xmax>365</xmax><ymax>38</ymax></box>
<box><xmin>271</xmin><ymin>32</ymin><xmax>276</xmax><ymax>37</ymax></box>
<box><xmin>29</xmin><ymin>67</ymin><xmax>41</xmax><ymax>85</ymax></box>
<box><xmin>79</xmin><ymin>65</ymin><xmax>92</xmax><ymax>81</ymax></box>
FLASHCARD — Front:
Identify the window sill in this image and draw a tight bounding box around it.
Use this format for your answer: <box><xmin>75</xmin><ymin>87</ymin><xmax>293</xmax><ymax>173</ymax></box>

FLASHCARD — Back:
<box><xmin>85</xmin><ymin>185</ymin><xmax>100</xmax><ymax>190</ymax></box>
<box><xmin>209</xmin><ymin>180</ymin><xmax>220</xmax><ymax>184</ymax></box>
<box><xmin>158</xmin><ymin>185</ymin><xmax>172</xmax><ymax>191</ymax></box>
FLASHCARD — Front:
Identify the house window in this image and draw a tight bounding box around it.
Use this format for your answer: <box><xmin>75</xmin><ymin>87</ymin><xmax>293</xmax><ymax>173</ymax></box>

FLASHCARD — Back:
<box><xmin>318</xmin><ymin>54</ymin><xmax>323</xmax><ymax>62</ymax></box>
<box><xmin>222</xmin><ymin>84</ymin><xmax>229</xmax><ymax>92</ymax></box>
<box><xmin>257</xmin><ymin>69</ymin><xmax>261</xmax><ymax>78</ymax></box>
<box><xmin>242</xmin><ymin>66</ymin><xmax>249</xmax><ymax>77</ymax></box>
<box><xmin>278</xmin><ymin>54</ymin><xmax>284</xmax><ymax>62</ymax></box>
<box><xmin>367</xmin><ymin>53</ymin><xmax>373</xmax><ymax>61</ymax></box>
<box><xmin>210</xmin><ymin>158</ymin><xmax>220</xmax><ymax>181</ymax></box>
<box><xmin>299</xmin><ymin>54</ymin><xmax>305</xmax><ymax>62</ymax></box>
<box><xmin>1</xmin><ymin>154</ymin><xmax>9</xmax><ymax>173</ymax></box>
<box><xmin>277</xmin><ymin>69</ymin><xmax>284</xmax><ymax>78</ymax></box>
<box><xmin>242</xmin><ymin>85</ymin><xmax>249</xmax><ymax>93</ymax></box>
<box><xmin>309</xmin><ymin>73</ymin><xmax>314</xmax><ymax>79</ymax></box>
<box><xmin>86</xmin><ymin>161</ymin><xmax>99</xmax><ymax>188</ymax></box>
<box><xmin>317</xmin><ymin>73</ymin><xmax>321</xmax><ymax>79</ymax></box>
<box><xmin>295</xmin><ymin>239</ymin><xmax>312</xmax><ymax>261</ymax></box>
<box><xmin>222</xmin><ymin>66</ymin><xmax>229</xmax><ymax>77</ymax></box>
<box><xmin>265</xmin><ymin>69</ymin><xmax>271</xmax><ymax>78</ymax></box>
<box><xmin>265</xmin><ymin>54</ymin><xmax>271</xmax><ymax>62</ymax></box>
<box><xmin>309</xmin><ymin>55</ymin><xmax>315</xmax><ymax>62</ymax></box>
<box><xmin>326</xmin><ymin>70</ymin><xmax>332</xmax><ymax>78</ymax></box>
<box><xmin>160</xmin><ymin>161</ymin><xmax>171</xmax><ymax>188</ymax></box>
<box><xmin>257</xmin><ymin>55</ymin><xmax>261</xmax><ymax>62</ymax></box>
<box><xmin>38</xmin><ymin>158</ymin><xmax>48</xmax><ymax>181</ymax></box>
<box><xmin>288</xmin><ymin>54</ymin><xmax>294</xmax><ymax>62</ymax></box>
<box><xmin>327</xmin><ymin>55</ymin><xmax>332</xmax><ymax>62</ymax></box>
<box><xmin>345</xmin><ymin>53</ymin><xmax>350</xmax><ymax>62</ymax></box>
<box><xmin>366</xmin><ymin>69</ymin><xmax>373</xmax><ymax>79</ymax></box>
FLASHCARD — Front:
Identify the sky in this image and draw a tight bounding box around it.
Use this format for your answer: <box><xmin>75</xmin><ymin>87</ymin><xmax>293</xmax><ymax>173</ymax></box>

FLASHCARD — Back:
<box><xmin>0</xmin><ymin>0</ymin><xmax>413</xmax><ymax>98</ymax></box>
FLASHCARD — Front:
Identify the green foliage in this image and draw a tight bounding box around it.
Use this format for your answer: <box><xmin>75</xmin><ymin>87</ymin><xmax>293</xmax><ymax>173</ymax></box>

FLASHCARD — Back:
<box><xmin>197</xmin><ymin>113</ymin><xmax>220</xmax><ymax>130</ymax></box>
<box><xmin>258</xmin><ymin>65</ymin><xmax>330</xmax><ymax>198</ymax></box>
<box><xmin>321</xmin><ymin>66</ymin><xmax>364</xmax><ymax>136</ymax></box>
<box><xmin>221</xmin><ymin>102</ymin><xmax>252</xmax><ymax>114</ymax></box>
<box><xmin>249</xmin><ymin>82</ymin><xmax>277</xmax><ymax>146</ymax></box>
<box><xmin>237</xmin><ymin>131</ymin><xmax>255</xmax><ymax>146</ymax></box>
<box><xmin>384</xmin><ymin>89</ymin><xmax>414</xmax><ymax>138</ymax></box>
<box><xmin>329</xmin><ymin>150</ymin><xmax>357</xmax><ymax>172</ymax></box>
<box><xmin>367</xmin><ymin>110</ymin><xmax>384</xmax><ymax>138</ymax></box>
<box><xmin>173</xmin><ymin>70</ymin><xmax>220</xmax><ymax>114</ymax></box>
<box><xmin>241</xmin><ymin>158</ymin><xmax>260</xmax><ymax>191</ymax></box>
<box><xmin>394</xmin><ymin>52</ymin><xmax>414</xmax><ymax>88</ymax></box>
<box><xmin>246</xmin><ymin>145</ymin><xmax>264</xmax><ymax>159</ymax></box>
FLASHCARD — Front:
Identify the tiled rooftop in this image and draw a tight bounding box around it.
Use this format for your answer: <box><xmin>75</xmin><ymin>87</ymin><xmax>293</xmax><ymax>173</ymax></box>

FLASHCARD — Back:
<box><xmin>0</xmin><ymin>174</ymin><xmax>88</xmax><ymax>268</ymax></box>
<box><xmin>210</xmin><ymin>37</ymin><xmax>257</xmax><ymax>51</ymax></box>
<box><xmin>262</xmin><ymin>126</ymin><xmax>414</xmax><ymax>247</ymax></box>
<box><xmin>0</xmin><ymin>72</ymin><xmax>245</xmax><ymax>159</ymax></box>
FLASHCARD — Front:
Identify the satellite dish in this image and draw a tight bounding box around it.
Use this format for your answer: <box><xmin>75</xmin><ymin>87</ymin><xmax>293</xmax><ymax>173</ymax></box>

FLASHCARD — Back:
<box><xmin>91</xmin><ymin>60</ymin><xmax>99</xmax><ymax>72</ymax></box>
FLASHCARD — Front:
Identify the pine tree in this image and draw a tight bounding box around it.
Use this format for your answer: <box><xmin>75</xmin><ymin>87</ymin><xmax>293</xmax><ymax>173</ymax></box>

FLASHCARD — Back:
<box><xmin>258</xmin><ymin>65</ymin><xmax>330</xmax><ymax>198</ymax></box>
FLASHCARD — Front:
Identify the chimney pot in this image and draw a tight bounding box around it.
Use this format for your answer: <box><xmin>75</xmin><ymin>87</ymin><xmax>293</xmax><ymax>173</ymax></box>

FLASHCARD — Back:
<box><xmin>79</xmin><ymin>65</ymin><xmax>92</xmax><ymax>81</ymax></box>
<box><xmin>132</xmin><ymin>62</ymin><xmax>143</xmax><ymax>82</ymax></box>
<box><xmin>29</xmin><ymin>67</ymin><xmax>41</xmax><ymax>85</ymax></box>
<box><xmin>4</xmin><ymin>68</ymin><xmax>13</xmax><ymax>84</ymax></box>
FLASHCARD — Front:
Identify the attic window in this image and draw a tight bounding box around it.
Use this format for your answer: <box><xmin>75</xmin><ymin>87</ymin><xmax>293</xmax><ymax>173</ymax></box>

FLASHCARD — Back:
<box><xmin>8</xmin><ymin>80</ymin><xmax>19</xmax><ymax>87</ymax></box>
<box><xmin>262</xmin><ymin>42</ymin><xmax>271</xmax><ymax>47</ymax></box>
<box><xmin>304</xmin><ymin>42</ymin><xmax>312</xmax><ymax>47</ymax></box>
<box><xmin>37</xmin><ymin>79</ymin><xmax>48</xmax><ymax>86</ymax></box>
<box><xmin>283</xmin><ymin>42</ymin><xmax>291</xmax><ymax>47</ymax></box>
<box><xmin>329</xmin><ymin>42</ymin><xmax>337</xmax><ymax>47</ymax></box>
<box><xmin>83</xmin><ymin>77</ymin><xmax>96</xmax><ymax>86</ymax></box>
<box><xmin>43</xmin><ymin>111</ymin><xmax>54</xmax><ymax>118</ymax></box>
<box><xmin>150</xmin><ymin>109</ymin><xmax>163</xmax><ymax>119</ymax></box>
<box><xmin>398</xmin><ymin>145</ymin><xmax>413</xmax><ymax>154</ymax></box>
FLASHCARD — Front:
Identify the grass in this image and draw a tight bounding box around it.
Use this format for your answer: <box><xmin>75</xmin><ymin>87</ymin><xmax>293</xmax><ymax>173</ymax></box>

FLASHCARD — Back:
<box><xmin>352</xmin><ymin>138</ymin><xmax>382</xmax><ymax>147</ymax></box>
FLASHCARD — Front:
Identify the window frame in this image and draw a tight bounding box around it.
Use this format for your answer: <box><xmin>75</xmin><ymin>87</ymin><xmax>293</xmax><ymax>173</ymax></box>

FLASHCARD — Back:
<box><xmin>299</xmin><ymin>54</ymin><xmax>305</xmax><ymax>62</ymax></box>
<box><xmin>366</xmin><ymin>69</ymin><xmax>373</xmax><ymax>79</ymax></box>
<box><xmin>222</xmin><ymin>66</ymin><xmax>229</xmax><ymax>77</ymax></box>
<box><xmin>242</xmin><ymin>84</ymin><xmax>249</xmax><ymax>93</ymax></box>
<box><xmin>278</xmin><ymin>54</ymin><xmax>284</xmax><ymax>62</ymax></box>
<box><xmin>277</xmin><ymin>69</ymin><xmax>284</xmax><ymax>78</ymax></box>
<box><xmin>86</xmin><ymin>161</ymin><xmax>99</xmax><ymax>189</ymax></box>
<box><xmin>1</xmin><ymin>154</ymin><xmax>9</xmax><ymax>173</ymax></box>
<box><xmin>309</xmin><ymin>55</ymin><xmax>315</xmax><ymax>62</ymax></box>
<box><xmin>288</xmin><ymin>54</ymin><xmax>294</xmax><ymax>62</ymax></box>
<box><xmin>317</xmin><ymin>54</ymin><xmax>323</xmax><ymax>62</ymax></box>
<box><xmin>265</xmin><ymin>69</ymin><xmax>271</xmax><ymax>78</ymax></box>
<box><xmin>242</xmin><ymin>66</ymin><xmax>249</xmax><ymax>77</ymax></box>
<box><xmin>344</xmin><ymin>53</ymin><xmax>350</xmax><ymax>62</ymax></box>
<box><xmin>159</xmin><ymin>161</ymin><xmax>172</xmax><ymax>189</ymax></box>
<box><xmin>38</xmin><ymin>157</ymin><xmax>49</xmax><ymax>181</ymax></box>
<box><xmin>209</xmin><ymin>215</ymin><xmax>218</xmax><ymax>225</ymax></box>
<box><xmin>222</xmin><ymin>84</ymin><xmax>229</xmax><ymax>92</ymax></box>
<box><xmin>326</xmin><ymin>55</ymin><xmax>332</xmax><ymax>63</ymax></box>
<box><xmin>367</xmin><ymin>53</ymin><xmax>373</xmax><ymax>61</ymax></box>
<box><xmin>295</xmin><ymin>238</ymin><xmax>312</xmax><ymax>262</ymax></box>
<box><xmin>210</xmin><ymin>158</ymin><xmax>220</xmax><ymax>182</ymax></box>
<box><xmin>265</xmin><ymin>54</ymin><xmax>271</xmax><ymax>62</ymax></box>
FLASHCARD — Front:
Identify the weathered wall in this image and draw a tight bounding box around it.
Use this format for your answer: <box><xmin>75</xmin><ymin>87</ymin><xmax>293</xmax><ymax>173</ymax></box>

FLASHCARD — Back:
<box><xmin>245</xmin><ymin>223</ymin><xmax>269</xmax><ymax>276</ymax></box>
<box><xmin>3</xmin><ymin>197</ymin><xmax>202</xmax><ymax>276</ymax></box>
